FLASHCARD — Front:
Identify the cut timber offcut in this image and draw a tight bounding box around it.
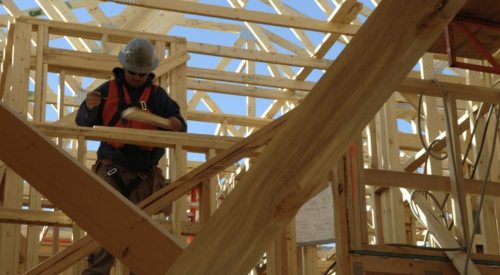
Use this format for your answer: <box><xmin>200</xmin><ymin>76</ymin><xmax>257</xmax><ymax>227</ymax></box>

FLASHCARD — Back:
<box><xmin>121</xmin><ymin>107</ymin><xmax>174</xmax><ymax>130</ymax></box>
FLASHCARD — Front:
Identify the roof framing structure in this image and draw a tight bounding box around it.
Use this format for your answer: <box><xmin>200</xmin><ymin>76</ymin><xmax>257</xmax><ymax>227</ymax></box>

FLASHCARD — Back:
<box><xmin>2</xmin><ymin>0</ymin><xmax>500</xmax><ymax>275</ymax></box>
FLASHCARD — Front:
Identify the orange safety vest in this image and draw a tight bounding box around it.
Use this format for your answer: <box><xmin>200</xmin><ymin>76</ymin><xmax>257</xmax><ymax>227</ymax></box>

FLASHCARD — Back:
<box><xmin>102</xmin><ymin>80</ymin><xmax>157</xmax><ymax>151</ymax></box>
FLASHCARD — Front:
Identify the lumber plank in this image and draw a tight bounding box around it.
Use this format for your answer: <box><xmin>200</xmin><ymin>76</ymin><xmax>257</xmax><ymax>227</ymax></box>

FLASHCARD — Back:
<box><xmin>187</xmin><ymin>110</ymin><xmax>272</xmax><ymax>128</ymax></box>
<box><xmin>121</xmin><ymin>107</ymin><xmax>174</xmax><ymax>130</ymax></box>
<box><xmin>15</xmin><ymin>16</ymin><xmax>182</xmax><ymax>44</ymax></box>
<box><xmin>102</xmin><ymin>0</ymin><xmax>360</xmax><ymax>34</ymax></box>
<box><xmin>187</xmin><ymin>67</ymin><xmax>315</xmax><ymax>91</ymax></box>
<box><xmin>443</xmin><ymin>91</ymin><xmax>470</xmax><ymax>246</ymax></box>
<box><xmin>0</xmin><ymin>168</ymin><xmax>23</xmax><ymax>275</ymax></box>
<box><xmin>187</xmin><ymin>41</ymin><xmax>332</xmax><ymax>69</ymax></box>
<box><xmin>365</xmin><ymin>169</ymin><xmax>500</xmax><ymax>197</ymax></box>
<box><xmin>0</xmin><ymin>207</ymin><xmax>73</xmax><ymax>227</ymax></box>
<box><xmin>186</xmin><ymin>79</ymin><xmax>306</xmax><ymax>100</ymax></box>
<box><xmin>33</xmin><ymin>122</ymin><xmax>241</xmax><ymax>152</ymax></box>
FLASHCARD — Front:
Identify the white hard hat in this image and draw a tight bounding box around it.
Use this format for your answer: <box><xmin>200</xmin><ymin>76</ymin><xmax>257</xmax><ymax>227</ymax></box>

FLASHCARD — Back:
<box><xmin>118</xmin><ymin>38</ymin><xmax>159</xmax><ymax>74</ymax></box>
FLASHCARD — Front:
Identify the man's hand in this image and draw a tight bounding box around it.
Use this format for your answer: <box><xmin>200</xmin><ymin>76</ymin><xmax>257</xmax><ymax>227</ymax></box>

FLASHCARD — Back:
<box><xmin>169</xmin><ymin>117</ymin><xmax>183</xmax><ymax>132</ymax></box>
<box><xmin>86</xmin><ymin>91</ymin><xmax>101</xmax><ymax>110</ymax></box>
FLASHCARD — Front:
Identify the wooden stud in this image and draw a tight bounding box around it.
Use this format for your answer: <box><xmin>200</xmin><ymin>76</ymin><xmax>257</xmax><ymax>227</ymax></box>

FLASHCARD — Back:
<box><xmin>0</xmin><ymin>168</ymin><xmax>24</xmax><ymax>275</ymax></box>
<box><xmin>0</xmin><ymin>20</ymin><xmax>15</xmax><ymax>100</ymax></box>
<box><xmin>302</xmin><ymin>246</ymin><xmax>318</xmax><ymax>275</ymax></box>
<box><xmin>444</xmin><ymin>91</ymin><xmax>470</xmax><ymax>246</ymax></box>
<box><xmin>332</xmin><ymin>161</ymin><xmax>351</xmax><ymax>275</ymax></box>
<box><xmin>33</xmin><ymin>25</ymin><xmax>48</xmax><ymax>122</ymax></box>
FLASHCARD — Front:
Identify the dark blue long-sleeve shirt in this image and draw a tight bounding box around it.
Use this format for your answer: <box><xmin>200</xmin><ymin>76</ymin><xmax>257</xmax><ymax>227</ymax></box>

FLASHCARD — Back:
<box><xmin>76</xmin><ymin>68</ymin><xmax>187</xmax><ymax>171</ymax></box>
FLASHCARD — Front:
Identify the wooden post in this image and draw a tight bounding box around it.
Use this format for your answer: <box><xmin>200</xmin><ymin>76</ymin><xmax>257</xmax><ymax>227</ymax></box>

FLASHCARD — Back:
<box><xmin>367</xmin><ymin>119</ymin><xmax>383</xmax><ymax>244</ymax></box>
<box><xmin>169</xmin><ymin>40</ymin><xmax>188</xmax><ymax>242</ymax></box>
<box><xmin>0</xmin><ymin>20</ymin><xmax>30</xmax><ymax>275</ymax></box>
<box><xmin>171</xmin><ymin>144</ymin><xmax>187</xmax><ymax>241</ymax></box>
<box><xmin>25</xmin><ymin>186</ymin><xmax>42</xmax><ymax>270</ymax></box>
<box><xmin>444</xmin><ymin>91</ymin><xmax>470</xmax><ymax>246</ymax></box>
<box><xmin>101</xmin><ymin>33</ymin><xmax>108</xmax><ymax>54</ymax></box>
<box><xmin>420</xmin><ymin>54</ymin><xmax>447</xmax><ymax>248</ymax></box>
<box><xmin>6</xmin><ymin>21</ymin><xmax>30</xmax><ymax>114</ymax></box>
<box><xmin>352</xmin><ymin>137</ymin><xmax>368</xmax><ymax>247</ymax></box>
<box><xmin>70</xmin><ymin>135</ymin><xmax>88</xmax><ymax>274</ymax></box>
<box><xmin>375</xmin><ymin>97</ymin><xmax>405</xmax><ymax>244</ymax></box>
<box><xmin>200</xmin><ymin>149</ymin><xmax>218</xmax><ymax>223</ymax></box>
<box><xmin>246</xmin><ymin>40</ymin><xmax>256</xmax><ymax>135</ymax></box>
<box><xmin>302</xmin><ymin>246</ymin><xmax>318</xmax><ymax>275</ymax></box>
<box><xmin>25</xmin><ymin>25</ymin><xmax>48</xmax><ymax>268</ymax></box>
<box><xmin>0</xmin><ymin>168</ymin><xmax>24</xmax><ymax>275</ymax></box>
<box><xmin>332</xmin><ymin>160</ymin><xmax>351</xmax><ymax>275</ymax></box>
<box><xmin>0</xmin><ymin>20</ymin><xmax>15</xmax><ymax>100</ymax></box>
<box><xmin>33</xmin><ymin>25</ymin><xmax>48</xmax><ymax>123</ymax></box>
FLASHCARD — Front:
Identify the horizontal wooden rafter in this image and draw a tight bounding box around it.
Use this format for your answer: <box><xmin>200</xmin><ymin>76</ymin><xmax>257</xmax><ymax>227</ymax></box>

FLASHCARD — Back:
<box><xmin>365</xmin><ymin>169</ymin><xmax>500</xmax><ymax>197</ymax></box>
<box><xmin>33</xmin><ymin>123</ymin><xmax>242</xmax><ymax>152</ymax></box>
<box><xmin>102</xmin><ymin>0</ymin><xmax>361</xmax><ymax>34</ymax></box>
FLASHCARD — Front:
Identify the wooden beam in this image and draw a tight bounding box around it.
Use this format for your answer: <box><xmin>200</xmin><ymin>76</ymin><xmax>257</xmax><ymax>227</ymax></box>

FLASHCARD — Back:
<box><xmin>443</xmin><ymin>91</ymin><xmax>469</xmax><ymax>246</ymax></box>
<box><xmin>365</xmin><ymin>169</ymin><xmax>500</xmax><ymax>197</ymax></box>
<box><xmin>15</xmin><ymin>16</ymin><xmax>182</xmax><ymax>44</ymax></box>
<box><xmin>102</xmin><ymin>0</ymin><xmax>360</xmax><ymax>34</ymax></box>
<box><xmin>398</xmin><ymin>78</ymin><xmax>500</xmax><ymax>104</ymax></box>
<box><xmin>33</xmin><ymin>123</ymin><xmax>241</xmax><ymax>152</ymax></box>
<box><xmin>164</xmin><ymin>1</ymin><xmax>467</xmax><ymax>275</ymax></box>
<box><xmin>187</xmin><ymin>67</ymin><xmax>315</xmax><ymax>91</ymax></box>
<box><xmin>0</xmin><ymin>208</ymin><xmax>73</xmax><ymax>227</ymax></box>
<box><xmin>0</xmin><ymin>168</ymin><xmax>23</xmax><ymax>275</ymax></box>
<box><xmin>187</xmin><ymin>110</ymin><xmax>272</xmax><ymax>128</ymax></box>
<box><xmin>187</xmin><ymin>79</ymin><xmax>306</xmax><ymax>100</ymax></box>
<box><xmin>187</xmin><ymin>42</ymin><xmax>332</xmax><ymax>69</ymax></box>
<box><xmin>350</xmin><ymin>252</ymin><xmax>498</xmax><ymax>274</ymax></box>
<box><xmin>0</xmin><ymin>102</ymin><xmax>185</xmax><ymax>274</ymax></box>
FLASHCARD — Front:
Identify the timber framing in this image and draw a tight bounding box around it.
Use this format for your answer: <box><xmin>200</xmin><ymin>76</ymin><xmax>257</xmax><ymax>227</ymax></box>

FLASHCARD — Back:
<box><xmin>2</xmin><ymin>0</ymin><xmax>500</xmax><ymax>275</ymax></box>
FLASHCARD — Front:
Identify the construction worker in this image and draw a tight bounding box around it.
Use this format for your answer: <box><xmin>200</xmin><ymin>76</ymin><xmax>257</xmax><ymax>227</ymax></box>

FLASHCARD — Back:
<box><xmin>76</xmin><ymin>38</ymin><xmax>187</xmax><ymax>275</ymax></box>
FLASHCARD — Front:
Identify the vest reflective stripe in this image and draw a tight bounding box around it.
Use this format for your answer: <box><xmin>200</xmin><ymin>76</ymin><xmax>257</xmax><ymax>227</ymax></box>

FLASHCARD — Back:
<box><xmin>102</xmin><ymin>80</ymin><xmax>157</xmax><ymax>151</ymax></box>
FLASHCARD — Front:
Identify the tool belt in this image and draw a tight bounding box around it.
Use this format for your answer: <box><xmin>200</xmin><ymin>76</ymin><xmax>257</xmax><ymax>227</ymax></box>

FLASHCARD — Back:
<box><xmin>93</xmin><ymin>159</ymin><xmax>147</xmax><ymax>198</ymax></box>
<box><xmin>92</xmin><ymin>159</ymin><xmax>171</xmax><ymax>214</ymax></box>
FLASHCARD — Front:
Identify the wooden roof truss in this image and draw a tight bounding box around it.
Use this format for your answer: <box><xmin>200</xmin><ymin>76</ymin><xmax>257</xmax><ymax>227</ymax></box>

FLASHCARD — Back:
<box><xmin>1</xmin><ymin>0</ymin><xmax>500</xmax><ymax>275</ymax></box>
